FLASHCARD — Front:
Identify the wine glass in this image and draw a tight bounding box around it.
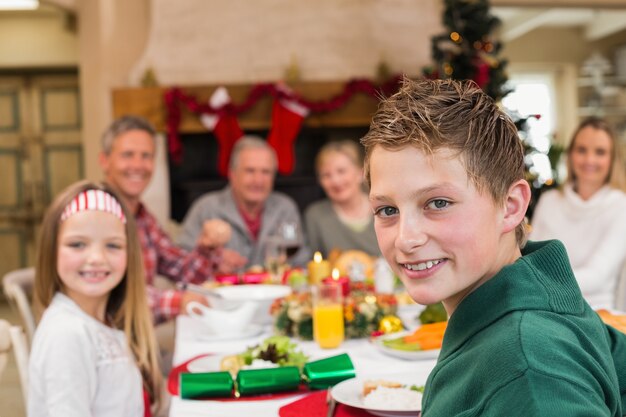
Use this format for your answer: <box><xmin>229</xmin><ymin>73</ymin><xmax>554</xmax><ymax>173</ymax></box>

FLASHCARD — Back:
<box><xmin>277</xmin><ymin>221</ymin><xmax>301</xmax><ymax>259</ymax></box>
<box><xmin>265</xmin><ymin>238</ymin><xmax>287</xmax><ymax>284</ymax></box>
<box><xmin>265</xmin><ymin>221</ymin><xmax>301</xmax><ymax>283</ymax></box>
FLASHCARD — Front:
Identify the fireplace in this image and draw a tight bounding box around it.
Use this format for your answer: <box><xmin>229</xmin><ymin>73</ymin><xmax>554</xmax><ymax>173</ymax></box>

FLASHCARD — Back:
<box><xmin>169</xmin><ymin>126</ymin><xmax>369</xmax><ymax>222</ymax></box>
<box><xmin>112</xmin><ymin>81</ymin><xmax>382</xmax><ymax>221</ymax></box>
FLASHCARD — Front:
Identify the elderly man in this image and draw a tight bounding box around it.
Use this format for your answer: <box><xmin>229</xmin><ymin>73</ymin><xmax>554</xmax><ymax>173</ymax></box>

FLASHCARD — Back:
<box><xmin>99</xmin><ymin>115</ymin><xmax>246</xmax><ymax>324</ymax></box>
<box><xmin>178</xmin><ymin>136</ymin><xmax>309</xmax><ymax>269</ymax></box>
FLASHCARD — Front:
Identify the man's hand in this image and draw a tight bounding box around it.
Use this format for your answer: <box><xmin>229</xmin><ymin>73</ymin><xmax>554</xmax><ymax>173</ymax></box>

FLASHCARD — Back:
<box><xmin>217</xmin><ymin>249</ymin><xmax>247</xmax><ymax>274</ymax></box>
<box><xmin>180</xmin><ymin>290</ymin><xmax>209</xmax><ymax>315</ymax></box>
<box><xmin>198</xmin><ymin>219</ymin><xmax>232</xmax><ymax>248</ymax></box>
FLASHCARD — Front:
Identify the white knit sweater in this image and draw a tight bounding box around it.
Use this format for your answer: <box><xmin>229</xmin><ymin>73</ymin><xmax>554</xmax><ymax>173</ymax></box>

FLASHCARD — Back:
<box><xmin>28</xmin><ymin>293</ymin><xmax>143</xmax><ymax>417</ymax></box>
<box><xmin>530</xmin><ymin>184</ymin><xmax>626</xmax><ymax>309</ymax></box>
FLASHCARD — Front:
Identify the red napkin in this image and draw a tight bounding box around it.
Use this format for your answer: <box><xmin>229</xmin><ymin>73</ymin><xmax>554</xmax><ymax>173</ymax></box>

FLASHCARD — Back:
<box><xmin>215</xmin><ymin>273</ymin><xmax>270</xmax><ymax>284</ymax></box>
<box><xmin>279</xmin><ymin>390</ymin><xmax>371</xmax><ymax>417</ymax></box>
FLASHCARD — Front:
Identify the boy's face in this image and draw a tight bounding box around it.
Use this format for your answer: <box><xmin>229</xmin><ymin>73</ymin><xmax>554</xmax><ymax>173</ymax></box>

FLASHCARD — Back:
<box><xmin>369</xmin><ymin>146</ymin><xmax>518</xmax><ymax>315</ymax></box>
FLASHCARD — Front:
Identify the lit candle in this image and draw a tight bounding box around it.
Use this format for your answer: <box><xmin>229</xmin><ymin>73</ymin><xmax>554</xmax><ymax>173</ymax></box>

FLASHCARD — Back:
<box><xmin>323</xmin><ymin>268</ymin><xmax>350</xmax><ymax>297</ymax></box>
<box><xmin>307</xmin><ymin>251</ymin><xmax>331</xmax><ymax>285</ymax></box>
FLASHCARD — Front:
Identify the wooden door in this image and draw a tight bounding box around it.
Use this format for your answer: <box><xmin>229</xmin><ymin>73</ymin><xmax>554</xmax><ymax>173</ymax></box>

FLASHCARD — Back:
<box><xmin>0</xmin><ymin>73</ymin><xmax>83</xmax><ymax>279</ymax></box>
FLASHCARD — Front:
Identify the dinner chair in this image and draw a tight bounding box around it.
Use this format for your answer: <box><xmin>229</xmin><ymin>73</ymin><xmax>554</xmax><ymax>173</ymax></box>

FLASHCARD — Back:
<box><xmin>0</xmin><ymin>320</ymin><xmax>29</xmax><ymax>408</ymax></box>
<box><xmin>0</xmin><ymin>319</ymin><xmax>10</xmax><ymax>379</ymax></box>
<box><xmin>2</xmin><ymin>267</ymin><xmax>36</xmax><ymax>345</ymax></box>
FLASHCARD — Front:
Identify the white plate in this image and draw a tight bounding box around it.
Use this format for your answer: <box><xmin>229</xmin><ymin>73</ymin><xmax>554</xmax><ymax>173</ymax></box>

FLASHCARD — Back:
<box><xmin>186</xmin><ymin>354</ymin><xmax>281</xmax><ymax>374</ymax></box>
<box><xmin>195</xmin><ymin>323</ymin><xmax>264</xmax><ymax>342</ymax></box>
<box><xmin>371</xmin><ymin>331</ymin><xmax>440</xmax><ymax>361</ymax></box>
<box><xmin>331</xmin><ymin>375</ymin><xmax>422</xmax><ymax>417</ymax></box>
<box><xmin>187</xmin><ymin>355</ymin><xmax>222</xmax><ymax>373</ymax></box>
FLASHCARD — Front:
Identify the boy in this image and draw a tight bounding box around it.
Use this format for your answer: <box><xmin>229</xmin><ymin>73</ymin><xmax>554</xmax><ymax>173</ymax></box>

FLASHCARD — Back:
<box><xmin>362</xmin><ymin>78</ymin><xmax>626</xmax><ymax>416</ymax></box>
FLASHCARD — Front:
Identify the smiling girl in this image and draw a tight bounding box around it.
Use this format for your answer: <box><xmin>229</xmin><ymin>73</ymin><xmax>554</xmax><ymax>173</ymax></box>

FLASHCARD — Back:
<box><xmin>28</xmin><ymin>181</ymin><xmax>162</xmax><ymax>417</ymax></box>
<box><xmin>531</xmin><ymin>117</ymin><xmax>626</xmax><ymax>309</ymax></box>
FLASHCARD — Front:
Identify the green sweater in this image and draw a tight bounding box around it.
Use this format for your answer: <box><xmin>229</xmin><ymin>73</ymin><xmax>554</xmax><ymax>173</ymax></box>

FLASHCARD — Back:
<box><xmin>422</xmin><ymin>240</ymin><xmax>626</xmax><ymax>417</ymax></box>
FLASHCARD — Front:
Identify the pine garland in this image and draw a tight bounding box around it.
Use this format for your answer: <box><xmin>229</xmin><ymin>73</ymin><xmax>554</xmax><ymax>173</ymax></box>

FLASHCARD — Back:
<box><xmin>270</xmin><ymin>284</ymin><xmax>398</xmax><ymax>340</ymax></box>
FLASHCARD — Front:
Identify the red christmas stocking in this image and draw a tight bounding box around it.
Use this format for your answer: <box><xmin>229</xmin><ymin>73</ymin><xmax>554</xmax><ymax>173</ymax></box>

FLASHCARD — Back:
<box><xmin>267</xmin><ymin>95</ymin><xmax>309</xmax><ymax>175</ymax></box>
<box><xmin>200</xmin><ymin>87</ymin><xmax>244</xmax><ymax>177</ymax></box>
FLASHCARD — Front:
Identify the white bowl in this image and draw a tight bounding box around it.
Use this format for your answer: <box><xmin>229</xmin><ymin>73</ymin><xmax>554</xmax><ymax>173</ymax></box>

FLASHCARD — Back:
<box><xmin>213</xmin><ymin>284</ymin><xmax>292</xmax><ymax>324</ymax></box>
<box><xmin>186</xmin><ymin>300</ymin><xmax>257</xmax><ymax>335</ymax></box>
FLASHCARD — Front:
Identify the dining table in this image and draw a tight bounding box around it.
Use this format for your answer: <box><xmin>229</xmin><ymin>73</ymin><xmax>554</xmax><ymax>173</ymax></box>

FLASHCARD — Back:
<box><xmin>168</xmin><ymin>314</ymin><xmax>438</xmax><ymax>417</ymax></box>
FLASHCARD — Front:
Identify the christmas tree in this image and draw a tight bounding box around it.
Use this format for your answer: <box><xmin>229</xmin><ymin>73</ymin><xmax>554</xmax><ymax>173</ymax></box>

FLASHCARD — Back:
<box><xmin>426</xmin><ymin>0</ymin><xmax>561</xmax><ymax>217</ymax></box>
<box><xmin>427</xmin><ymin>0</ymin><xmax>509</xmax><ymax>101</ymax></box>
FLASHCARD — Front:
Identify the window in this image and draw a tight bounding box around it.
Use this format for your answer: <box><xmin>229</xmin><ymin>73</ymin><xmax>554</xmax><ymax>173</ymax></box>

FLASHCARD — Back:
<box><xmin>502</xmin><ymin>74</ymin><xmax>557</xmax><ymax>187</ymax></box>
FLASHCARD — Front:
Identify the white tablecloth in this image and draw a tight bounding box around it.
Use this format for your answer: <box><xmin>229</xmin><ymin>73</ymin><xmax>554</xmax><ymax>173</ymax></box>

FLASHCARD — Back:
<box><xmin>169</xmin><ymin>315</ymin><xmax>436</xmax><ymax>417</ymax></box>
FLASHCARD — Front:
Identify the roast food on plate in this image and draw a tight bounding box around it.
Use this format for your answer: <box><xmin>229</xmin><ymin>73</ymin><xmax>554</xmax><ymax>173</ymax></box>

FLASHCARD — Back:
<box><xmin>382</xmin><ymin>321</ymin><xmax>447</xmax><ymax>351</ymax></box>
<box><xmin>362</xmin><ymin>379</ymin><xmax>424</xmax><ymax>409</ymax></box>
<box><xmin>597</xmin><ymin>309</ymin><xmax>626</xmax><ymax>333</ymax></box>
<box><xmin>219</xmin><ymin>335</ymin><xmax>308</xmax><ymax>377</ymax></box>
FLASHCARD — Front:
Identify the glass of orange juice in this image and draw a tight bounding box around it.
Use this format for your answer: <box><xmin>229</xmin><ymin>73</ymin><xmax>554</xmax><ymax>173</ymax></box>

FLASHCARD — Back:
<box><xmin>312</xmin><ymin>282</ymin><xmax>345</xmax><ymax>349</ymax></box>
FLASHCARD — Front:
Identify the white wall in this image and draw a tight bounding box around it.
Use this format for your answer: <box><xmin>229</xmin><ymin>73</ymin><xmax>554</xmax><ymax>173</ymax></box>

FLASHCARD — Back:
<box><xmin>0</xmin><ymin>10</ymin><xmax>78</xmax><ymax>67</ymax></box>
<box><xmin>130</xmin><ymin>0</ymin><xmax>443</xmax><ymax>85</ymax></box>
<box><xmin>503</xmin><ymin>27</ymin><xmax>626</xmax><ymax>145</ymax></box>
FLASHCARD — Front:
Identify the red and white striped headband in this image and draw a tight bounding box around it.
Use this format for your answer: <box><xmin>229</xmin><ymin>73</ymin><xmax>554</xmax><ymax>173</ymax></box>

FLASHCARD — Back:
<box><xmin>60</xmin><ymin>189</ymin><xmax>126</xmax><ymax>224</ymax></box>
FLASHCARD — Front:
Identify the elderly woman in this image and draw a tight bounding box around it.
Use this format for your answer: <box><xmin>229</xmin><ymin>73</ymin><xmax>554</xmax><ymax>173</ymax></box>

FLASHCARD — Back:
<box><xmin>304</xmin><ymin>140</ymin><xmax>380</xmax><ymax>257</ymax></box>
<box><xmin>530</xmin><ymin>117</ymin><xmax>626</xmax><ymax>309</ymax></box>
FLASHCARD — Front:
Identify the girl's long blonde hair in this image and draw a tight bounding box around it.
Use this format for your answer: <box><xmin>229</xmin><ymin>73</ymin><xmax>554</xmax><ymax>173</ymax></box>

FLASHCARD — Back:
<box><xmin>34</xmin><ymin>180</ymin><xmax>163</xmax><ymax>410</ymax></box>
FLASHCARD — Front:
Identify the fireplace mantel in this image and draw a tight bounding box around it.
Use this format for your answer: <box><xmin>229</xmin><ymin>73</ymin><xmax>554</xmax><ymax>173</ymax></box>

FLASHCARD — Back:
<box><xmin>112</xmin><ymin>80</ymin><xmax>382</xmax><ymax>132</ymax></box>
<box><xmin>112</xmin><ymin>80</ymin><xmax>380</xmax><ymax>221</ymax></box>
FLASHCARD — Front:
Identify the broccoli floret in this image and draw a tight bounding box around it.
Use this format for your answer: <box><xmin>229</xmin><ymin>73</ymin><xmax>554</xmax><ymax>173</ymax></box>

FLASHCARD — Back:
<box><xmin>419</xmin><ymin>303</ymin><xmax>447</xmax><ymax>324</ymax></box>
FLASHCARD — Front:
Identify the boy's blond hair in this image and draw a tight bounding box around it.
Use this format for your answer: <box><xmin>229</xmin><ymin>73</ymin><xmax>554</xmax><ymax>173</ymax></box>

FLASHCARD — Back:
<box><xmin>566</xmin><ymin>117</ymin><xmax>626</xmax><ymax>192</ymax></box>
<box><xmin>362</xmin><ymin>77</ymin><xmax>526</xmax><ymax>245</ymax></box>
<box><xmin>34</xmin><ymin>180</ymin><xmax>163</xmax><ymax>411</ymax></box>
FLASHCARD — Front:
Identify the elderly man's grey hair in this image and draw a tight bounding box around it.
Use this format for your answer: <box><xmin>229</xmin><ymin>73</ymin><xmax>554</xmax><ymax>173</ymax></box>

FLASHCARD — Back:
<box><xmin>229</xmin><ymin>135</ymin><xmax>278</xmax><ymax>172</ymax></box>
<box><xmin>101</xmin><ymin>115</ymin><xmax>156</xmax><ymax>155</ymax></box>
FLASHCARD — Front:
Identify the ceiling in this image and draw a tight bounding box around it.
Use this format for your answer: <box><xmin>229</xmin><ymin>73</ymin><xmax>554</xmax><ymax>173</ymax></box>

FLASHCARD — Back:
<box><xmin>492</xmin><ymin>6</ymin><xmax>626</xmax><ymax>41</ymax></box>
<box><xmin>8</xmin><ymin>2</ymin><xmax>626</xmax><ymax>43</ymax></box>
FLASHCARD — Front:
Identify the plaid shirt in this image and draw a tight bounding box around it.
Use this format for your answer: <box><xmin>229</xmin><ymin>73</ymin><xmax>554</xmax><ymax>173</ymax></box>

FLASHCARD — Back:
<box><xmin>135</xmin><ymin>204</ymin><xmax>221</xmax><ymax>324</ymax></box>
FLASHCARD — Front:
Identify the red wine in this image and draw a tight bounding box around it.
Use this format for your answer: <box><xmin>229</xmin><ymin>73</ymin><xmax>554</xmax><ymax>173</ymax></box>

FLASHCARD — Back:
<box><xmin>285</xmin><ymin>245</ymin><xmax>300</xmax><ymax>258</ymax></box>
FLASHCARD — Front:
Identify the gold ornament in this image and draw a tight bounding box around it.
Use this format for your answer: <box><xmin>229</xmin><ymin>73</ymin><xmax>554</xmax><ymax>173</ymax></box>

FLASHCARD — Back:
<box><xmin>379</xmin><ymin>315</ymin><xmax>403</xmax><ymax>334</ymax></box>
<box><xmin>450</xmin><ymin>32</ymin><xmax>462</xmax><ymax>43</ymax></box>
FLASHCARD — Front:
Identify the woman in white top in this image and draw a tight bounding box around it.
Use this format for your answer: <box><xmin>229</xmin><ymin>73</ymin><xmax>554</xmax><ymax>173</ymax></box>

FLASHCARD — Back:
<box><xmin>530</xmin><ymin>117</ymin><xmax>626</xmax><ymax>309</ymax></box>
<box><xmin>28</xmin><ymin>181</ymin><xmax>163</xmax><ymax>417</ymax></box>
<box><xmin>305</xmin><ymin>140</ymin><xmax>380</xmax><ymax>257</ymax></box>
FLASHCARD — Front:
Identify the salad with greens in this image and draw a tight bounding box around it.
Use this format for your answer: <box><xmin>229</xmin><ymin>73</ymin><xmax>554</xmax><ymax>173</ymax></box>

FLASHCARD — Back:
<box><xmin>240</xmin><ymin>336</ymin><xmax>309</xmax><ymax>371</ymax></box>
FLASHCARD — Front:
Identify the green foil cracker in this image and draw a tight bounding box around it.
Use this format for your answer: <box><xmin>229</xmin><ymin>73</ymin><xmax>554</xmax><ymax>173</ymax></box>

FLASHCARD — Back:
<box><xmin>180</xmin><ymin>371</ymin><xmax>234</xmax><ymax>399</ymax></box>
<box><xmin>303</xmin><ymin>353</ymin><xmax>355</xmax><ymax>389</ymax></box>
<box><xmin>236</xmin><ymin>366</ymin><xmax>301</xmax><ymax>396</ymax></box>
